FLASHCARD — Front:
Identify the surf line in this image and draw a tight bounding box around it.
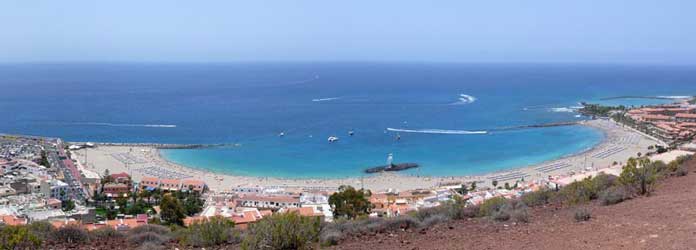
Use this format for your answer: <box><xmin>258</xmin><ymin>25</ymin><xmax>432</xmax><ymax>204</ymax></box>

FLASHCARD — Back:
<box><xmin>312</xmin><ymin>97</ymin><xmax>341</xmax><ymax>102</ymax></box>
<box><xmin>387</xmin><ymin>121</ymin><xmax>581</xmax><ymax>135</ymax></box>
<box><xmin>64</xmin><ymin>122</ymin><xmax>177</xmax><ymax>128</ymax></box>
<box><xmin>386</xmin><ymin>128</ymin><xmax>488</xmax><ymax>135</ymax></box>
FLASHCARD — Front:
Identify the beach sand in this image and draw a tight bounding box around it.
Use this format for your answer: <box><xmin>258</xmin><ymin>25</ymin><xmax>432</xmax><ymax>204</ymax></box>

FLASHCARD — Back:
<box><xmin>71</xmin><ymin>119</ymin><xmax>660</xmax><ymax>192</ymax></box>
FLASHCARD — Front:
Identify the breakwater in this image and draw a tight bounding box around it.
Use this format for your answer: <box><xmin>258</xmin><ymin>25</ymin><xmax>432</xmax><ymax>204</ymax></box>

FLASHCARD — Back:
<box><xmin>69</xmin><ymin>142</ymin><xmax>237</xmax><ymax>149</ymax></box>
<box><xmin>365</xmin><ymin>163</ymin><xmax>419</xmax><ymax>174</ymax></box>
<box><xmin>491</xmin><ymin>121</ymin><xmax>581</xmax><ymax>132</ymax></box>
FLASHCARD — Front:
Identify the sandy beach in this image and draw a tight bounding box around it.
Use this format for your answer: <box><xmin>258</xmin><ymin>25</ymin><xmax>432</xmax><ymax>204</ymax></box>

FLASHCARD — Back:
<box><xmin>71</xmin><ymin>119</ymin><xmax>660</xmax><ymax>192</ymax></box>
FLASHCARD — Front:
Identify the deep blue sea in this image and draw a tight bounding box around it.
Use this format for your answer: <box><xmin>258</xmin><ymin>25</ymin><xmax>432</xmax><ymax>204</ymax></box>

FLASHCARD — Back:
<box><xmin>1</xmin><ymin>63</ymin><xmax>695</xmax><ymax>178</ymax></box>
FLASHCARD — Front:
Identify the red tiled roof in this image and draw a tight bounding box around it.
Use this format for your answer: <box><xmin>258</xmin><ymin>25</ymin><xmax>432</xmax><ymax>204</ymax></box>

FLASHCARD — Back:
<box><xmin>231</xmin><ymin>211</ymin><xmax>261</xmax><ymax>224</ymax></box>
<box><xmin>283</xmin><ymin>207</ymin><xmax>323</xmax><ymax>217</ymax></box>
<box><xmin>159</xmin><ymin>179</ymin><xmax>180</xmax><ymax>185</ymax></box>
<box><xmin>643</xmin><ymin>114</ymin><xmax>672</xmax><ymax>120</ymax></box>
<box><xmin>47</xmin><ymin>198</ymin><xmax>62</xmax><ymax>206</ymax></box>
<box><xmin>1</xmin><ymin>215</ymin><xmax>27</xmax><ymax>226</ymax></box>
<box><xmin>141</xmin><ymin>176</ymin><xmax>159</xmax><ymax>183</ymax></box>
<box><xmin>182</xmin><ymin>179</ymin><xmax>206</xmax><ymax>186</ymax></box>
<box><xmin>676</xmin><ymin>113</ymin><xmax>696</xmax><ymax>119</ymax></box>
<box><xmin>111</xmin><ymin>172</ymin><xmax>130</xmax><ymax>179</ymax></box>
<box><xmin>239</xmin><ymin>194</ymin><xmax>300</xmax><ymax>203</ymax></box>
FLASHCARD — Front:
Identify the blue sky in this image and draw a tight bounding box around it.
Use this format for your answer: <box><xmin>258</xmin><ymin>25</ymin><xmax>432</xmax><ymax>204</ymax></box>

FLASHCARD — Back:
<box><xmin>0</xmin><ymin>0</ymin><xmax>693</xmax><ymax>64</ymax></box>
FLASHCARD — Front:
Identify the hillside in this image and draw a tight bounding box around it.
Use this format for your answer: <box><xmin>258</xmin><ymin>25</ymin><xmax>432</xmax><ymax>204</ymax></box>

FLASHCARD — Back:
<box><xmin>335</xmin><ymin>159</ymin><xmax>696</xmax><ymax>250</ymax></box>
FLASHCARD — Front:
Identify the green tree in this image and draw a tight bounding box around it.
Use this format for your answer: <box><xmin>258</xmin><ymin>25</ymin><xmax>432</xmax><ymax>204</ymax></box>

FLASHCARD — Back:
<box><xmin>62</xmin><ymin>200</ymin><xmax>75</xmax><ymax>211</ymax></box>
<box><xmin>0</xmin><ymin>225</ymin><xmax>42</xmax><ymax>249</ymax></box>
<box><xmin>492</xmin><ymin>180</ymin><xmax>498</xmax><ymax>188</ymax></box>
<box><xmin>183</xmin><ymin>191</ymin><xmax>204</xmax><ymax>216</ymax></box>
<box><xmin>619</xmin><ymin>157</ymin><xmax>658</xmax><ymax>195</ymax></box>
<box><xmin>456</xmin><ymin>184</ymin><xmax>468</xmax><ymax>195</ymax></box>
<box><xmin>127</xmin><ymin>199</ymin><xmax>150</xmax><ymax>215</ymax></box>
<box><xmin>328</xmin><ymin>185</ymin><xmax>372</xmax><ymax>219</ymax></box>
<box><xmin>105</xmin><ymin>208</ymin><xmax>118</xmax><ymax>220</ymax></box>
<box><xmin>39</xmin><ymin>151</ymin><xmax>51</xmax><ymax>168</ymax></box>
<box><xmin>160</xmin><ymin>194</ymin><xmax>186</xmax><ymax>226</ymax></box>
<box><xmin>116</xmin><ymin>198</ymin><xmax>128</xmax><ymax>214</ymax></box>
<box><xmin>101</xmin><ymin>169</ymin><xmax>114</xmax><ymax>184</ymax></box>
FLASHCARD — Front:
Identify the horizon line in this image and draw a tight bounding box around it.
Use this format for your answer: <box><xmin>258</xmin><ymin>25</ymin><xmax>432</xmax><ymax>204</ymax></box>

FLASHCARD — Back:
<box><xmin>1</xmin><ymin>60</ymin><xmax>695</xmax><ymax>67</ymax></box>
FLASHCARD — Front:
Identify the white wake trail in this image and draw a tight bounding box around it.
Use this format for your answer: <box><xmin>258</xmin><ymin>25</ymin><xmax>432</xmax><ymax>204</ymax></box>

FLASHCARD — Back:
<box><xmin>387</xmin><ymin>128</ymin><xmax>487</xmax><ymax>135</ymax></box>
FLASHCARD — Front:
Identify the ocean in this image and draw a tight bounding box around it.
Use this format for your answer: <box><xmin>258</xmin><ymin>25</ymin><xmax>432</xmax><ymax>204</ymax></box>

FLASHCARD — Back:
<box><xmin>1</xmin><ymin>63</ymin><xmax>695</xmax><ymax>178</ymax></box>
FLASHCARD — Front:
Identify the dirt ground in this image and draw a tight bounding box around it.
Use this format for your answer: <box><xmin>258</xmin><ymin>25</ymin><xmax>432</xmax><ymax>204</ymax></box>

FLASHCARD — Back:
<box><xmin>334</xmin><ymin>159</ymin><xmax>696</xmax><ymax>250</ymax></box>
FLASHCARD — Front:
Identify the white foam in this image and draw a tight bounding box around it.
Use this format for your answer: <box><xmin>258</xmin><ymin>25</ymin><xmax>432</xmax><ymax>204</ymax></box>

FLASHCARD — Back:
<box><xmin>657</xmin><ymin>95</ymin><xmax>692</xmax><ymax>99</ymax></box>
<box><xmin>452</xmin><ymin>94</ymin><xmax>477</xmax><ymax>105</ymax></box>
<box><xmin>70</xmin><ymin>122</ymin><xmax>177</xmax><ymax>128</ymax></box>
<box><xmin>312</xmin><ymin>97</ymin><xmax>341</xmax><ymax>102</ymax></box>
<box><xmin>549</xmin><ymin>107</ymin><xmax>575</xmax><ymax>113</ymax></box>
<box><xmin>386</xmin><ymin>128</ymin><xmax>487</xmax><ymax>135</ymax></box>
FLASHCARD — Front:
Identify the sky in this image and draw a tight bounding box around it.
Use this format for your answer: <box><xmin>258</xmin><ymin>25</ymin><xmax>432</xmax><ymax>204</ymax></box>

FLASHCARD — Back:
<box><xmin>0</xmin><ymin>0</ymin><xmax>694</xmax><ymax>64</ymax></box>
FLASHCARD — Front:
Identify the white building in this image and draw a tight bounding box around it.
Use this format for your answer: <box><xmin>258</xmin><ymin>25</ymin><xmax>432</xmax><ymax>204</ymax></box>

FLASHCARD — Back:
<box><xmin>40</xmin><ymin>179</ymin><xmax>69</xmax><ymax>201</ymax></box>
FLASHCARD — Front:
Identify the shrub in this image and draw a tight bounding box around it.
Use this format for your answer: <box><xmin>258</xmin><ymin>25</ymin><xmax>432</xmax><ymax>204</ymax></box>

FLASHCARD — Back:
<box><xmin>129</xmin><ymin>224</ymin><xmax>171</xmax><ymax>236</ymax></box>
<box><xmin>319</xmin><ymin>228</ymin><xmax>342</xmax><ymax>246</ymax></box>
<box><xmin>420</xmin><ymin>214</ymin><xmax>449</xmax><ymax>228</ymax></box>
<box><xmin>590</xmin><ymin>173</ymin><xmax>616</xmax><ymax>193</ymax></box>
<box><xmin>136</xmin><ymin>242</ymin><xmax>167</xmax><ymax>250</ymax></box>
<box><xmin>478</xmin><ymin>197</ymin><xmax>507</xmax><ymax>217</ymax></box>
<box><xmin>412</xmin><ymin>206</ymin><xmax>448</xmax><ymax>221</ymax></box>
<box><xmin>27</xmin><ymin>221</ymin><xmax>55</xmax><ymax>239</ymax></box>
<box><xmin>521</xmin><ymin>188</ymin><xmax>554</xmax><ymax>207</ymax></box>
<box><xmin>90</xmin><ymin>227</ymin><xmax>123</xmax><ymax>240</ymax></box>
<box><xmin>667</xmin><ymin>160</ymin><xmax>680</xmax><ymax>172</ymax></box>
<box><xmin>491</xmin><ymin>200</ymin><xmax>528</xmax><ymax>223</ymax></box>
<box><xmin>51</xmin><ymin>225</ymin><xmax>90</xmax><ymax>244</ymax></box>
<box><xmin>574</xmin><ymin>208</ymin><xmax>591</xmax><ymax>222</ymax></box>
<box><xmin>241</xmin><ymin>212</ymin><xmax>321</xmax><ymax>250</ymax></box>
<box><xmin>426</xmin><ymin>196</ymin><xmax>472</xmax><ymax>220</ymax></box>
<box><xmin>128</xmin><ymin>224</ymin><xmax>171</xmax><ymax>247</ymax></box>
<box><xmin>128</xmin><ymin>232</ymin><xmax>170</xmax><ymax>246</ymax></box>
<box><xmin>460</xmin><ymin>204</ymin><xmax>480</xmax><ymax>219</ymax></box>
<box><xmin>559</xmin><ymin>178</ymin><xmax>595</xmax><ymax>204</ymax></box>
<box><xmin>491</xmin><ymin>209</ymin><xmax>511</xmax><ymax>221</ymax></box>
<box><xmin>676</xmin><ymin>166</ymin><xmax>689</xmax><ymax>177</ymax></box>
<box><xmin>0</xmin><ymin>225</ymin><xmax>42</xmax><ymax>250</ymax></box>
<box><xmin>330</xmin><ymin>217</ymin><xmax>382</xmax><ymax>236</ymax></box>
<box><xmin>178</xmin><ymin>216</ymin><xmax>236</xmax><ymax>247</ymax></box>
<box><xmin>598</xmin><ymin>186</ymin><xmax>628</xmax><ymax>206</ymax></box>
<box><xmin>378</xmin><ymin>216</ymin><xmax>421</xmax><ymax>232</ymax></box>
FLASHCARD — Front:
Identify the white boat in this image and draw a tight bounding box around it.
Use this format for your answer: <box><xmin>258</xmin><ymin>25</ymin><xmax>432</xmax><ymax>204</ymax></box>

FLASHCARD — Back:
<box><xmin>279</xmin><ymin>132</ymin><xmax>285</xmax><ymax>137</ymax></box>
<box><xmin>328</xmin><ymin>136</ymin><xmax>339</xmax><ymax>142</ymax></box>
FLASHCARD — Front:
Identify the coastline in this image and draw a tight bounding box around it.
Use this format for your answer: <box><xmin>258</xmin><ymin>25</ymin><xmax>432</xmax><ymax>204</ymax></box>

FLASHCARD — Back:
<box><xmin>71</xmin><ymin>119</ymin><xmax>659</xmax><ymax>192</ymax></box>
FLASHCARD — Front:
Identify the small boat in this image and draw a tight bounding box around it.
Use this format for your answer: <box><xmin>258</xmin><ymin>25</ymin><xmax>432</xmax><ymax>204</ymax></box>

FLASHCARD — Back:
<box><xmin>348</xmin><ymin>130</ymin><xmax>354</xmax><ymax>136</ymax></box>
<box><xmin>395</xmin><ymin>134</ymin><xmax>401</xmax><ymax>141</ymax></box>
<box><xmin>279</xmin><ymin>132</ymin><xmax>285</xmax><ymax>137</ymax></box>
<box><xmin>328</xmin><ymin>136</ymin><xmax>339</xmax><ymax>142</ymax></box>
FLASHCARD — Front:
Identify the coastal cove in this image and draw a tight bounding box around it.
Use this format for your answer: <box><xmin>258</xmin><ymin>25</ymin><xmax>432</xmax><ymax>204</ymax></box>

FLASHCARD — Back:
<box><xmin>72</xmin><ymin>119</ymin><xmax>659</xmax><ymax>192</ymax></box>
<box><xmin>2</xmin><ymin>63</ymin><xmax>696</xmax><ymax>181</ymax></box>
<box><xmin>158</xmin><ymin>124</ymin><xmax>604</xmax><ymax>178</ymax></box>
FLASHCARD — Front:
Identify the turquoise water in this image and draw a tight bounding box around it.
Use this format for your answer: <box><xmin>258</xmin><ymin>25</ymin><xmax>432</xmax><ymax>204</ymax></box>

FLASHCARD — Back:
<box><xmin>161</xmin><ymin>125</ymin><xmax>603</xmax><ymax>178</ymax></box>
<box><xmin>1</xmin><ymin>63</ymin><xmax>694</xmax><ymax>178</ymax></box>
